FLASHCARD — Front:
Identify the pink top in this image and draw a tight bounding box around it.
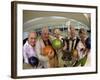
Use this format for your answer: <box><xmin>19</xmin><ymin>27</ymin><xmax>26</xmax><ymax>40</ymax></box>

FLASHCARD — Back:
<box><xmin>23</xmin><ymin>41</ymin><xmax>37</xmax><ymax>63</ymax></box>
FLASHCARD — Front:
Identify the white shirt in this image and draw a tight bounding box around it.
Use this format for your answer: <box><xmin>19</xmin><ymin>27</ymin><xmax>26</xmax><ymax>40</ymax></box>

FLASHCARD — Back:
<box><xmin>77</xmin><ymin>41</ymin><xmax>86</xmax><ymax>59</ymax></box>
<box><xmin>77</xmin><ymin>41</ymin><xmax>91</xmax><ymax>66</ymax></box>
<box><xmin>23</xmin><ymin>41</ymin><xmax>37</xmax><ymax>64</ymax></box>
<box><xmin>69</xmin><ymin>36</ymin><xmax>77</xmax><ymax>51</ymax></box>
<box><xmin>35</xmin><ymin>38</ymin><xmax>50</xmax><ymax>68</ymax></box>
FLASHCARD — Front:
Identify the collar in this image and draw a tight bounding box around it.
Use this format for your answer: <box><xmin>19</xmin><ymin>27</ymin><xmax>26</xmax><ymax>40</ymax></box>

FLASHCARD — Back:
<box><xmin>69</xmin><ymin>36</ymin><xmax>77</xmax><ymax>40</ymax></box>
<box><xmin>25</xmin><ymin>41</ymin><xmax>34</xmax><ymax>49</ymax></box>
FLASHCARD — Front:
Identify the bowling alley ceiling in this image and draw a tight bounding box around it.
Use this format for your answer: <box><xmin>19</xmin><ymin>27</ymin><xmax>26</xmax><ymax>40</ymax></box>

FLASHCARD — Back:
<box><xmin>23</xmin><ymin>10</ymin><xmax>90</xmax><ymax>32</ymax></box>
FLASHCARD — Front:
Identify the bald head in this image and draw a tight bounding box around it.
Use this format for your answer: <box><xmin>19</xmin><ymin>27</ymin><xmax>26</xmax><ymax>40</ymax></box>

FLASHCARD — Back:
<box><xmin>41</xmin><ymin>26</ymin><xmax>49</xmax><ymax>34</ymax></box>
<box><xmin>70</xmin><ymin>26</ymin><xmax>76</xmax><ymax>38</ymax></box>
<box><xmin>41</xmin><ymin>27</ymin><xmax>49</xmax><ymax>40</ymax></box>
<box><xmin>28</xmin><ymin>32</ymin><xmax>37</xmax><ymax>47</ymax></box>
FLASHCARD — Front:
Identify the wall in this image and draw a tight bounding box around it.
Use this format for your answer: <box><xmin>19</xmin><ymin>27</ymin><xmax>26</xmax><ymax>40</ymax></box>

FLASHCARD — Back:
<box><xmin>0</xmin><ymin>0</ymin><xmax>100</xmax><ymax>80</ymax></box>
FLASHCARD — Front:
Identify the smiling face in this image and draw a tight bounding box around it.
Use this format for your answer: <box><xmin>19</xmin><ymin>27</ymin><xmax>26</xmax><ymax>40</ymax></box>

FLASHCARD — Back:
<box><xmin>28</xmin><ymin>32</ymin><xmax>37</xmax><ymax>47</ymax></box>
<box><xmin>53</xmin><ymin>28</ymin><xmax>61</xmax><ymax>39</ymax></box>
<box><xmin>79</xmin><ymin>28</ymin><xmax>87</xmax><ymax>41</ymax></box>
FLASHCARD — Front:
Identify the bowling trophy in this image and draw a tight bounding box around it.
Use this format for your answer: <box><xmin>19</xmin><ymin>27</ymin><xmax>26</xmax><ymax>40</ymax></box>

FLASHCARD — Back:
<box><xmin>62</xmin><ymin>49</ymin><xmax>78</xmax><ymax>67</ymax></box>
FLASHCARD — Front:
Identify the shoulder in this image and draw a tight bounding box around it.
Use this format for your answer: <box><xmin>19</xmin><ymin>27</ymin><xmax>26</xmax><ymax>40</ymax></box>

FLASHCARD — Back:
<box><xmin>85</xmin><ymin>37</ymin><xmax>90</xmax><ymax>44</ymax></box>
<box><xmin>77</xmin><ymin>41</ymin><xmax>85</xmax><ymax>48</ymax></box>
<box><xmin>76</xmin><ymin>37</ymin><xmax>80</xmax><ymax>40</ymax></box>
<box><xmin>86</xmin><ymin>37</ymin><xmax>90</xmax><ymax>42</ymax></box>
<box><xmin>49</xmin><ymin>35</ymin><xmax>56</xmax><ymax>41</ymax></box>
<box><xmin>23</xmin><ymin>41</ymin><xmax>31</xmax><ymax>50</ymax></box>
<box><xmin>23</xmin><ymin>41</ymin><xmax>29</xmax><ymax>52</ymax></box>
<box><xmin>64</xmin><ymin>37</ymin><xmax>69</xmax><ymax>40</ymax></box>
<box><xmin>36</xmin><ymin>36</ymin><xmax>42</xmax><ymax>43</ymax></box>
<box><xmin>23</xmin><ymin>38</ymin><xmax>28</xmax><ymax>45</ymax></box>
<box><xmin>85</xmin><ymin>37</ymin><xmax>91</xmax><ymax>49</ymax></box>
<box><xmin>23</xmin><ymin>41</ymin><xmax>28</xmax><ymax>47</ymax></box>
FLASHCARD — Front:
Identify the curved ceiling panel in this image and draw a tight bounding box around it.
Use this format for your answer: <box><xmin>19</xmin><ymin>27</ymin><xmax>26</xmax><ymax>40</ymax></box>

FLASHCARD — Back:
<box><xmin>23</xmin><ymin>11</ymin><xmax>90</xmax><ymax>32</ymax></box>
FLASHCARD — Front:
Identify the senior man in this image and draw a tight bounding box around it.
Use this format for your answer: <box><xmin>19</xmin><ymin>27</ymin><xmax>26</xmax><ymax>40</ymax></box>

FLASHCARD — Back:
<box><xmin>23</xmin><ymin>32</ymin><xmax>39</xmax><ymax>68</ymax></box>
<box><xmin>35</xmin><ymin>27</ymin><xmax>58</xmax><ymax>68</ymax></box>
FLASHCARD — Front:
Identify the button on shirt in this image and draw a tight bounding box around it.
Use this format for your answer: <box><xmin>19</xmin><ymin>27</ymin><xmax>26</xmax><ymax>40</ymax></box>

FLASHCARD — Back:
<box><xmin>23</xmin><ymin>41</ymin><xmax>37</xmax><ymax>64</ymax></box>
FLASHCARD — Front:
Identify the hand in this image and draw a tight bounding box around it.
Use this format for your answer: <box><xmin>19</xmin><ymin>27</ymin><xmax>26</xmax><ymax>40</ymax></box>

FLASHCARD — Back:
<box><xmin>47</xmin><ymin>50</ymin><xmax>54</xmax><ymax>59</ymax></box>
<box><xmin>63</xmin><ymin>45</ymin><xmax>67</xmax><ymax>51</ymax></box>
<box><xmin>63</xmin><ymin>42</ymin><xmax>67</xmax><ymax>51</ymax></box>
<box><xmin>41</xmin><ymin>48</ymin><xmax>46</xmax><ymax>56</ymax></box>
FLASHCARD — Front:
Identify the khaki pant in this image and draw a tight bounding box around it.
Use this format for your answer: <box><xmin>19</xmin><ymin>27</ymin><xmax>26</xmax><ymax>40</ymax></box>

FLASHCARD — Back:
<box><xmin>49</xmin><ymin>55</ymin><xmax>59</xmax><ymax>68</ymax></box>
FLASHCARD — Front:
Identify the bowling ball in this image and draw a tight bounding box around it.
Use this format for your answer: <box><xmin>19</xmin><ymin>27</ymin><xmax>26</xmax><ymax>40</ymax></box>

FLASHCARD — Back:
<box><xmin>28</xmin><ymin>56</ymin><xmax>39</xmax><ymax>67</ymax></box>
<box><xmin>43</xmin><ymin>46</ymin><xmax>54</xmax><ymax>56</ymax></box>
<box><xmin>73</xmin><ymin>54</ymin><xmax>87</xmax><ymax>66</ymax></box>
<box><xmin>52</xmin><ymin>39</ymin><xmax>62</xmax><ymax>49</ymax></box>
<box><xmin>81</xmin><ymin>54</ymin><xmax>87</xmax><ymax>66</ymax></box>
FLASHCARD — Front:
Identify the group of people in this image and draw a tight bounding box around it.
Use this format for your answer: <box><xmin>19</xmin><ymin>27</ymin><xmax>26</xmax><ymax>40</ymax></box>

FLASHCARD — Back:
<box><xmin>23</xmin><ymin>26</ymin><xmax>91</xmax><ymax>69</ymax></box>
